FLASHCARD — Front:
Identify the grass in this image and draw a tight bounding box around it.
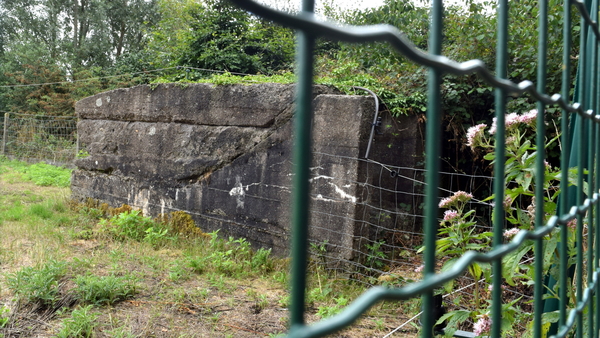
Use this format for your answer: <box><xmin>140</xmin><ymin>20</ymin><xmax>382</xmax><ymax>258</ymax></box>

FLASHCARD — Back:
<box><xmin>0</xmin><ymin>158</ymin><xmax>421</xmax><ymax>337</ymax></box>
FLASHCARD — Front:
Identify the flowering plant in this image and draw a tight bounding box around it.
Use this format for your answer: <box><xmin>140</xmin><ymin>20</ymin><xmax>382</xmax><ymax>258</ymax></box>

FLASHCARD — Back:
<box><xmin>436</xmin><ymin>191</ymin><xmax>492</xmax><ymax>282</ymax></box>
<box><xmin>436</xmin><ymin>108</ymin><xmax>570</xmax><ymax>336</ymax></box>
<box><xmin>434</xmin><ymin>190</ymin><xmax>493</xmax><ymax>316</ymax></box>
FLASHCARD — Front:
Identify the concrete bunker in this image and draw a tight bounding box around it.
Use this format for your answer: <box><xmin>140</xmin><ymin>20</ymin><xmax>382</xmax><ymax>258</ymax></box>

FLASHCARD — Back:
<box><xmin>71</xmin><ymin>83</ymin><xmax>423</xmax><ymax>263</ymax></box>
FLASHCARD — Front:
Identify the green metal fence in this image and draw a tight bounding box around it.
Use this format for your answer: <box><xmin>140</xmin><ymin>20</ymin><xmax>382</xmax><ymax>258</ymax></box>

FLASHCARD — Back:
<box><xmin>229</xmin><ymin>0</ymin><xmax>600</xmax><ymax>337</ymax></box>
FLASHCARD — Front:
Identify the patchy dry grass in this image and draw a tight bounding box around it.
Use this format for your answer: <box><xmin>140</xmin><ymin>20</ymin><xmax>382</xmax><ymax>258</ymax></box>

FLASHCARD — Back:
<box><xmin>0</xmin><ymin>160</ymin><xmax>421</xmax><ymax>338</ymax></box>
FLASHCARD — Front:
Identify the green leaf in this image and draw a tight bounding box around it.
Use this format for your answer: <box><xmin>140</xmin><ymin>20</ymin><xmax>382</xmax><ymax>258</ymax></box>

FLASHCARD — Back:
<box><xmin>542</xmin><ymin>231</ymin><xmax>558</xmax><ymax>272</ymax></box>
<box><xmin>437</xmin><ymin>309</ymin><xmax>472</xmax><ymax>335</ymax></box>
<box><xmin>502</xmin><ymin>244</ymin><xmax>532</xmax><ymax>286</ymax></box>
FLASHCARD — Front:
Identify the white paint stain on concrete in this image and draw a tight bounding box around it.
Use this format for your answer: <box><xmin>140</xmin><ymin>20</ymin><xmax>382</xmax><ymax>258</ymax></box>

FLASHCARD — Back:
<box><xmin>96</xmin><ymin>98</ymin><xmax>102</xmax><ymax>107</ymax></box>
<box><xmin>133</xmin><ymin>189</ymin><xmax>152</xmax><ymax>216</ymax></box>
<box><xmin>330</xmin><ymin>183</ymin><xmax>357</xmax><ymax>203</ymax></box>
<box><xmin>309</xmin><ymin>175</ymin><xmax>334</xmax><ymax>183</ymax></box>
<box><xmin>149</xmin><ymin>127</ymin><xmax>156</xmax><ymax>135</ymax></box>
<box><xmin>229</xmin><ymin>176</ymin><xmax>245</xmax><ymax>209</ymax></box>
<box><xmin>243</xmin><ymin>182</ymin><xmax>260</xmax><ymax>191</ymax></box>
<box><xmin>315</xmin><ymin>194</ymin><xmax>335</xmax><ymax>202</ymax></box>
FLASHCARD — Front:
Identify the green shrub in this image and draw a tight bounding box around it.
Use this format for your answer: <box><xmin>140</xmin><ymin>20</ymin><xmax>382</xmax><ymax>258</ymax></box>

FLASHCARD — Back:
<box><xmin>74</xmin><ymin>274</ymin><xmax>137</xmax><ymax>306</ymax></box>
<box><xmin>186</xmin><ymin>256</ymin><xmax>206</xmax><ymax>275</ymax></box>
<box><xmin>56</xmin><ymin>305</ymin><xmax>99</xmax><ymax>338</ymax></box>
<box><xmin>252</xmin><ymin>248</ymin><xmax>273</xmax><ymax>273</ymax></box>
<box><xmin>0</xmin><ymin>306</ymin><xmax>10</xmax><ymax>328</ymax></box>
<box><xmin>6</xmin><ymin>260</ymin><xmax>67</xmax><ymax>305</ymax></box>
<box><xmin>143</xmin><ymin>226</ymin><xmax>175</xmax><ymax>248</ymax></box>
<box><xmin>100</xmin><ymin>210</ymin><xmax>157</xmax><ymax>241</ymax></box>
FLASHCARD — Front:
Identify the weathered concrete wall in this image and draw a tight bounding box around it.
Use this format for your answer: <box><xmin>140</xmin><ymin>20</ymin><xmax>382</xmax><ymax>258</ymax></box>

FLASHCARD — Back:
<box><xmin>71</xmin><ymin>83</ymin><xmax>423</xmax><ymax>260</ymax></box>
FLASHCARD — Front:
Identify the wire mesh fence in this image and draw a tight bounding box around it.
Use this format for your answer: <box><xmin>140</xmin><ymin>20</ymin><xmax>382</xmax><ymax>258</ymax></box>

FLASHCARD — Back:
<box><xmin>0</xmin><ymin>112</ymin><xmax>78</xmax><ymax>166</ymax></box>
<box><xmin>306</xmin><ymin>152</ymin><xmax>496</xmax><ymax>283</ymax></box>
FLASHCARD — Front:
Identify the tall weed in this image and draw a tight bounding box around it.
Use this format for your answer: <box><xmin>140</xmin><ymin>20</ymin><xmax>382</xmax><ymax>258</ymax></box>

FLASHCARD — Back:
<box><xmin>6</xmin><ymin>260</ymin><xmax>68</xmax><ymax>305</ymax></box>
<box><xmin>56</xmin><ymin>305</ymin><xmax>99</xmax><ymax>338</ymax></box>
<box><xmin>74</xmin><ymin>274</ymin><xmax>137</xmax><ymax>305</ymax></box>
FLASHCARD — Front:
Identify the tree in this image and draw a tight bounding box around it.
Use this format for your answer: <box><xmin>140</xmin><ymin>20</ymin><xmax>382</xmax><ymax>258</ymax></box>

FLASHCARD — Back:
<box><xmin>178</xmin><ymin>0</ymin><xmax>295</xmax><ymax>75</ymax></box>
<box><xmin>145</xmin><ymin>0</ymin><xmax>200</xmax><ymax>68</ymax></box>
<box><xmin>106</xmin><ymin>0</ymin><xmax>160</xmax><ymax>59</ymax></box>
<box><xmin>315</xmin><ymin>0</ymin><xmax>577</xmax><ymax>175</ymax></box>
<box><xmin>0</xmin><ymin>0</ymin><xmax>159</xmax><ymax>115</ymax></box>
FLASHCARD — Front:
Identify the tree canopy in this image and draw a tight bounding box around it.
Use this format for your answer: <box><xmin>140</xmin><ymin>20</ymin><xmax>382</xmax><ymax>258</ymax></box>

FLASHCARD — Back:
<box><xmin>0</xmin><ymin>0</ymin><xmax>580</xmax><ymax>158</ymax></box>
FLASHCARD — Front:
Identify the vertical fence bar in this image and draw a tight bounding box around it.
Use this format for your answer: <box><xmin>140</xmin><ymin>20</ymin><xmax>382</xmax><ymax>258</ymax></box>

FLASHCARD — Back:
<box><xmin>492</xmin><ymin>0</ymin><xmax>508</xmax><ymax>336</ymax></box>
<box><xmin>575</xmin><ymin>5</ymin><xmax>590</xmax><ymax>336</ymax></box>
<box><xmin>420</xmin><ymin>0</ymin><xmax>443</xmax><ymax>335</ymax></box>
<box><xmin>1</xmin><ymin>113</ymin><xmax>8</xmax><ymax>156</ymax></box>
<box><xmin>587</xmin><ymin>2</ymin><xmax>598</xmax><ymax>335</ymax></box>
<box><xmin>576</xmin><ymin>119</ymin><xmax>585</xmax><ymax>338</ymax></box>
<box><xmin>596</xmin><ymin>117</ymin><xmax>600</xmax><ymax>338</ymax></box>
<box><xmin>595</xmin><ymin>24</ymin><xmax>600</xmax><ymax>337</ymax></box>
<box><xmin>587</xmin><ymin>109</ymin><xmax>595</xmax><ymax>338</ymax></box>
<box><xmin>289</xmin><ymin>0</ymin><xmax>315</xmax><ymax>334</ymax></box>
<box><xmin>558</xmin><ymin>0</ymin><xmax>572</xmax><ymax>327</ymax></box>
<box><xmin>534</xmin><ymin>0</ymin><xmax>548</xmax><ymax>335</ymax></box>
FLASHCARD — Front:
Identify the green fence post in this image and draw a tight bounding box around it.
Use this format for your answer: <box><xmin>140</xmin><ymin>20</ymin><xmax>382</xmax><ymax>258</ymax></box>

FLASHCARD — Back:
<box><xmin>289</xmin><ymin>0</ymin><xmax>315</xmax><ymax>335</ymax></box>
<box><xmin>492</xmin><ymin>0</ymin><xmax>508</xmax><ymax>336</ymax></box>
<box><xmin>586</xmin><ymin>3</ymin><xmax>597</xmax><ymax>337</ymax></box>
<box><xmin>596</xmin><ymin>114</ymin><xmax>600</xmax><ymax>338</ymax></box>
<box><xmin>595</xmin><ymin>19</ymin><xmax>600</xmax><ymax>335</ymax></box>
<box><xmin>421</xmin><ymin>0</ymin><xmax>443</xmax><ymax>335</ymax></box>
<box><xmin>534</xmin><ymin>0</ymin><xmax>548</xmax><ymax>336</ymax></box>
<box><xmin>543</xmin><ymin>0</ymin><xmax>573</xmax><ymax>331</ymax></box>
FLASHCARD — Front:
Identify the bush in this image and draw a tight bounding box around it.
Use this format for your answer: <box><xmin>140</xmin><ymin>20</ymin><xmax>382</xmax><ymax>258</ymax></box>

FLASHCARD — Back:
<box><xmin>99</xmin><ymin>210</ymin><xmax>158</xmax><ymax>241</ymax></box>
<box><xmin>74</xmin><ymin>274</ymin><xmax>137</xmax><ymax>306</ymax></box>
<box><xmin>100</xmin><ymin>210</ymin><xmax>175</xmax><ymax>248</ymax></box>
<box><xmin>56</xmin><ymin>305</ymin><xmax>99</xmax><ymax>338</ymax></box>
<box><xmin>6</xmin><ymin>260</ymin><xmax>67</xmax><ymax>305</ymax></box>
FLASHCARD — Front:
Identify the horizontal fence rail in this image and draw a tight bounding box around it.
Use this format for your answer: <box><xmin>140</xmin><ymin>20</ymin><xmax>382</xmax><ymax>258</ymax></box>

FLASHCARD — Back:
<box><xmin>228</xmin><ymin>0</ymin><xmax>600</xmax><ymax>337</ymax></box>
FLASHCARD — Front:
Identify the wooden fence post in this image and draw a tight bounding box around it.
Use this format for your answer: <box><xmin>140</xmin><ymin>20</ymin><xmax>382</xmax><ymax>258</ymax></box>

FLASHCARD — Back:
<box><xmin>1</xmin><ymin>113</ymin><xmax>8</xmax><ymax>156</ymax></box>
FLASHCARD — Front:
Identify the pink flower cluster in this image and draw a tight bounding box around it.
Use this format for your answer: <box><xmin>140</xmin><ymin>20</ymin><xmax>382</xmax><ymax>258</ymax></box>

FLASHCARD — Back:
<box><xmin>473</xmin><ymin>313</ymin><xmax>492</xmax><ymax>336</ymax></box>
<box><xmin>443</xmin><ymin>210</ymin><xmax>459</xmax><ymax>221</ymax></box>
<box><xmin>439</xmin><ymin>191</ymin><xmax>474</xmax><ymax>209</ymax></box>
<box><xmin>488</xmin><ymin>109</ymin><xmax>539</xmax><ymax>135</ymax></box>
<box><xmin>414</xmin><ymin>264</ymin><xmax>424</xmax><ymax>273</ymax></box>
<box><xmin>503</xmin><ymin>228</ymin><xmax>520</xmax><ymax>239</ymax></box>
<box><xmin>503</xmin><ymin>195</ymin><xmax>512</xmax><ymax>209</ymax></box>
<box><xmin>466</xmin><ymin>124</ymin><xmax>487</xmax><ymax>148</ymax></box>
<box><xmin>567</xmin><ymin>218</ymin><xmax>577</xmax><ymax>229</ymax></box>
<box><xmin>520</xmin><ymin>109</ymin><xmax>538</xmax><ymax>126</ymax></box>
